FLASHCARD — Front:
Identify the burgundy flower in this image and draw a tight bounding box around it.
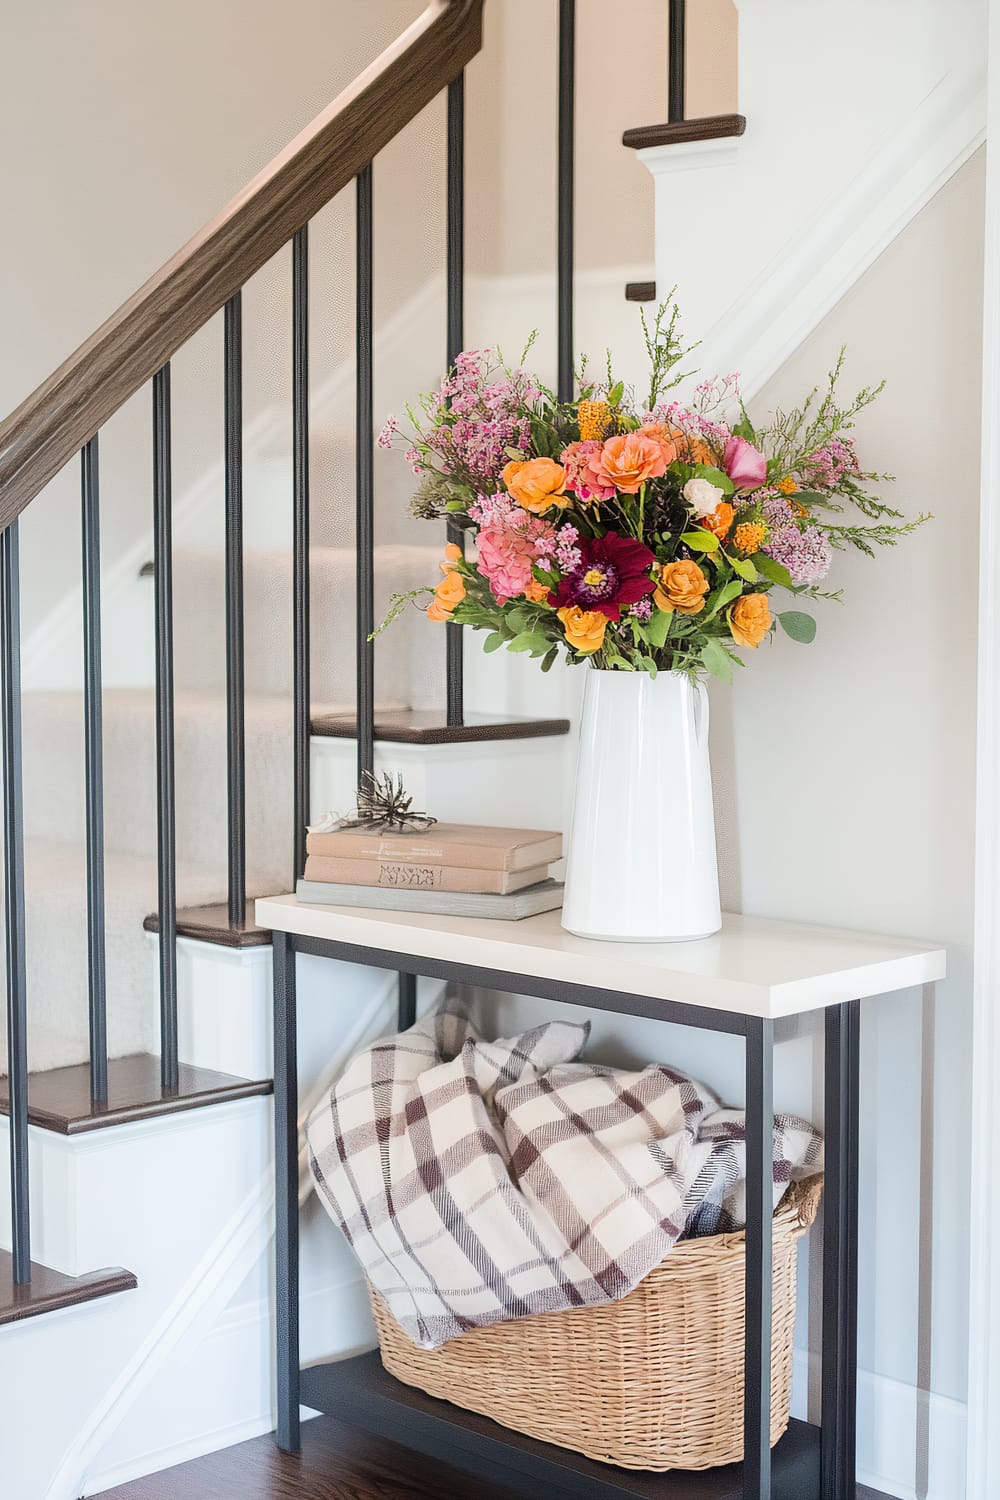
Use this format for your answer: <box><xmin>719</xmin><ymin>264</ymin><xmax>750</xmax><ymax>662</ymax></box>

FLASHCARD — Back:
<box><xmin>549</xmin><ymin>532</ymin><xmax>656</xmax><ymax>620</ymax></box>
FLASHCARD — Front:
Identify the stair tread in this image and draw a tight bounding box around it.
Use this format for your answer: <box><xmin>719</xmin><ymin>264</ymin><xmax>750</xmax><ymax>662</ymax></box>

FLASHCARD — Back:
<box><xmin>0</xmin><ymin>1250</ymin><xmax>136</xmax><ymax>1326</ymax></box>
<box><xmin>0</xmin><ymin>1054</ymin><xmax>272</xmax><ymax>1134</ymax></box>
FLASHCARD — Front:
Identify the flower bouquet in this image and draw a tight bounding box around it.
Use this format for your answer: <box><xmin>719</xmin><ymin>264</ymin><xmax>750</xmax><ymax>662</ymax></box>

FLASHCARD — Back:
<box><xmin>379</xmin><ymin>301</ymin><xmax>925</xmax><ymax>940</ymax></box>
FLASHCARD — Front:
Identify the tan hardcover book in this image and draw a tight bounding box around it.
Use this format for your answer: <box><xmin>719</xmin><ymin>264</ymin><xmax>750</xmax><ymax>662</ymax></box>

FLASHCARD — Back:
<box><xmin>305</xmin><ymin>823</ymin><xmax>562</xmax><ymax>873</ymax></box>
<box><xmin>302</xmin><ymin>854</ymin><xmax>551</xmax><ymax>895</ymax></box>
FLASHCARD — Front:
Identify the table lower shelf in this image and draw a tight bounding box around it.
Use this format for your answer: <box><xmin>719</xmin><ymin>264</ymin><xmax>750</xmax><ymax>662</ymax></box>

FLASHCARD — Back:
<box><xmin>299</xmin><ymin>1351</ymin><xmax>821</xmax><ymax>1500</ymax></box>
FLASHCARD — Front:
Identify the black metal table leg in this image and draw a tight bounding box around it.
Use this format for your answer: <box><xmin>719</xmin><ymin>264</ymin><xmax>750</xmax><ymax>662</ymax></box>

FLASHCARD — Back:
<box><xmin>273</xmin><ymin>930</ymin><xmax>301</xmax><ymax>1452</ymax></box>
<box><xmin>398</xmin><ymin>971</ymin><xmax>417</xmax><ymax>1030</ymax></box>
<box><xmin>744</xmin><ymin>1016</ymin><xmax>774</xmax><ymax>1500</ymax></box>
<box><xmin>821</xmin><ymin>1000</ymin><xmax>861</xmax><ymax>1499</ymax></box>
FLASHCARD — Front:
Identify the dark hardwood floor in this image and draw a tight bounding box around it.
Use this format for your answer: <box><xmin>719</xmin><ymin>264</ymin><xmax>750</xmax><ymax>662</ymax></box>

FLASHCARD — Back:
<box><xmin>89</xmin><ymin>1418</ymin><xmax>893</xmax><ymax>1499</ymax></box>
<box><xmin>89</xmin><ymin>1416</ymin><xmax>520</xmax><ymax>1499</ymax></box>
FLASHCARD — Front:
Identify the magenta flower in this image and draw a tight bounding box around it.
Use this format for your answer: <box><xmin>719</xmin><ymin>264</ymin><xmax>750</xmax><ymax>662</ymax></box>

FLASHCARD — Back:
<box><xmin>549</xmin><ymin>532</ymin><xmax>655</xmax><ymax>620</ymax></box>
<box><xmin>723</xmin><ymin>435</ymin><xmax>768</xmax><ymax>491</ymax></box>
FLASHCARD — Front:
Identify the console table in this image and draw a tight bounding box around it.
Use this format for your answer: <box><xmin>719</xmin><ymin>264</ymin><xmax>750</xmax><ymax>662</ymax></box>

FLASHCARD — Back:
<box><xmin>255</xmin><ymin>895</ymin><xmax>945</xmax><ymax>1500</ymax></box>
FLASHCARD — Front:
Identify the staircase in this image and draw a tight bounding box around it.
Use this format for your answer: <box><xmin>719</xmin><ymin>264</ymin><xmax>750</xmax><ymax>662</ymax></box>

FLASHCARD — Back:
<box><xmin>0</xmin><ymin>0</ymin><xmax>980</xmax><ymax>1496</ymax></box>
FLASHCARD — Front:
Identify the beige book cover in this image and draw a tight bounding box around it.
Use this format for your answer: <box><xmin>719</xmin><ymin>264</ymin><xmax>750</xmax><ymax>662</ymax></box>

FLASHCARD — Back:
<box><xmin>305</xmin><ymin>823</ymin><xmax>562</xmax><ymax>873</ymax></box>
<box><xmin>302</xmin><ymin>854</ymin><xmax>550</xmax><ymax>895</ymax></box>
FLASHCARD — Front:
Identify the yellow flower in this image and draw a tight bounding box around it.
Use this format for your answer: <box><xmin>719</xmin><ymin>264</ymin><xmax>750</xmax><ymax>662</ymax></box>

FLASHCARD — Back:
<box><xmin>653</xmin><ymin>559</ymin><xmax>709</xmax><ymax>616</ymax></box>
<box><xmin>557</xmin><ymin>606</ymin><xmax>607</xmax><ymax>654</ymax></box>
<box><xmin>502</xmin><ymin>458</ymin><xmax>569</xmax><ymax>514</ymax></box>
<box><xmin>426</xmin><ymin>566</ymin><xmax>466</xmax><ymax>621</ymax></box>
<box><xmin>729</xmin><ymin>593</ymin><xmax>771</xmax><ymax>648</ymax></box>
<box><xmin>577</xmin><ymin>399</ymin><xmax>611</xmax><ymax>441</ymax></box>
<box><xmin>776</xmin><ymin>476</ymin><xmax>799</xmax><ymax>495</ymax></box>
<box><xmin>733</xmin><ymin>521</ymin><xmax>768</xmax><ymax>556</ymax></box>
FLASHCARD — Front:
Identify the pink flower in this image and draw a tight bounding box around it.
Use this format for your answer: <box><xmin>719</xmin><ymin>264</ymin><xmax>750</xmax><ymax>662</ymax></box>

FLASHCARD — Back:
<box><xmin>476</xmin><ymin>512</ymin><xmax>556</xmax><ymax>604</ymax></box>
<box><xmin>722</xmin><ymin>435</ymin><xmax>768</xmax><ymax>492</ymax></box>
<box><xmin>559</xmin><ymin>440</ymin><xmax>615</xmax><ymax>502</ymax></box>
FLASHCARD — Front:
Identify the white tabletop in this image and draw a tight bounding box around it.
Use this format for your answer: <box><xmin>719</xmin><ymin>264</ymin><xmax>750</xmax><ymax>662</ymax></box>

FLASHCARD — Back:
<box><xmin>255</xmin><ymin>895</ymin><xmax>946</xmax><ymax>1021</ymax></box>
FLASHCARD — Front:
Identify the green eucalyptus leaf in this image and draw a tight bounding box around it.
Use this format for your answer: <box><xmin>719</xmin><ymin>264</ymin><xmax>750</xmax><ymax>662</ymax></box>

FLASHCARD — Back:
<box><xmin>540</xmin><ymin>646</ymin><xmax>559</xmax><ymax>673</ymax></box>
<box><xmin>482</xmin><ymin>632</ymin><xmax>505</xmax><ymax>653</ymax></box>
<box><xmin>729</xmin><ymin>554</ymin><xmax>758</xmax><ymax>582</ymax></box>
<box><xmin>753</xmin><ymin>553</ymin><xmax>795</xmax><ymax>590</ymax></box>
<box><xmin>508</xmin><ymin>630</ymin><xmax>549</xmax><ymax>653</ymax></box>
<box><xmin>645</xmin><ymin>605</ymin><xmax>672</xmax><ymax>649</ymax></box>
<box><xmin>707</xmin><ymin>579</ymin><xmax>744</xmax><ymax>617</ymax></box>
<box><xmin>701</xmin><ymin>637</ymin><xmax>734</xmax><ymax>682</ymax></box>
<box><xmin>680</xmin><ymin>528</ymin><xmax>720</xmax><ymax>553</ymax></box>
<box><xmin>778</xmin><ymin>611</ymin><xmax>817</xmax><ymax>644</ymax></box>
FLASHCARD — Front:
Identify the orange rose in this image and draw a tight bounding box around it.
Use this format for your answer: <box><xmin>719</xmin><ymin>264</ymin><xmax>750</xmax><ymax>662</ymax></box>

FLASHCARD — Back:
<box><xmin>524</xmin><ymin>577</ymin><xmax>550</xmax><ymax>603</ymax></box>
<box><xmin>426</xmin><ymin>567</ymin><xmax>466</xmax><ymax>622</ymax></box>
<box><xmin>646</xmin><ymin>422</ymin><xmax>716</xmax><ymax>467</ymax></box>
<box><xmin>729</xmin><ymin>593</ymin><xmax>771</xmax><ymax>648</ymax></box>
<box><xmin>557</xmin><ymin>605</ymin><xmax>607</xmax><ymax>654</ymax></box>
<box><xmin>703</xmin><ymin>501</ymin><xmax>735</xmax><ymax>540</ymax></box>
<box><xmin>502</xmin><ymin>458</ymin><xmax>569</xmax><ymax>514</ymax></box>
<box><xmin>653</xmin><ymin>559</ymin><xmax>709</xmax><ymax>616</ymax></box>
<box><xmin>440</xmin><ymin>541</ymin><xmax>463</xmax><ymax>570</ymax></box>
<box><xmin>637</xmin><ymin>422</ymin><xmax>683</xmax><ymax>467</ymax></box>
<box><xmin>590</xmin><ymin>433</ymin><xmax>667</xmax><ymax>494</ymax></box>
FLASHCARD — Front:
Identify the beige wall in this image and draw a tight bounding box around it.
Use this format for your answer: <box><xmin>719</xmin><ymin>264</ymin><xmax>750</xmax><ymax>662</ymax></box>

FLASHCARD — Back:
<box><xmin>4</xmin><ymin>0</ymin><xmax>712</xmax><ymax>639</ymax></box>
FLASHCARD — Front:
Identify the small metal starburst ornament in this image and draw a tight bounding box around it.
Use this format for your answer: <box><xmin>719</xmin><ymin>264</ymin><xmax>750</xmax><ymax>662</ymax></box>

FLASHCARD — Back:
<box><xmin>310</xmin><ymin>771</ymin><xmax>437</xmax><ymax>835</ymax></box>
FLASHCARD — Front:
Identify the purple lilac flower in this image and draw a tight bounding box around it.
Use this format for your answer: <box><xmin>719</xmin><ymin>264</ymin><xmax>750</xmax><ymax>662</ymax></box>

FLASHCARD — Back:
<box><xmin>764</xmin><ymin>522</ymin><xmax>833</xmax><ymax>585</ymax></box>
<box><xmin>629</xmin><ymin>599</ymin><xmax>653</xmax><ymax>621</ymax></box>
<box><xmin>804</xmin><ymin>437</ymin><xmax>862</xmax><ymax>490</ymax></box>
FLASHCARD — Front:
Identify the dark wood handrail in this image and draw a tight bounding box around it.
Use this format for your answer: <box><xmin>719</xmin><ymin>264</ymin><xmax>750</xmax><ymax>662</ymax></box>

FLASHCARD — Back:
<box><xmin>0</xmin><ymin>0</ymin><xmax>484</xmax><ymax>529</ymax></box>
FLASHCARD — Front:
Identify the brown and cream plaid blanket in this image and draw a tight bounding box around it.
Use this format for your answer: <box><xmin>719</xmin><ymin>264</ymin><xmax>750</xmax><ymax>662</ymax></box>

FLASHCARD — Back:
<box><xmin>306</xmin><ymin>1007</ymin><xmax>822</xmax><ymax>1349</ymax></box>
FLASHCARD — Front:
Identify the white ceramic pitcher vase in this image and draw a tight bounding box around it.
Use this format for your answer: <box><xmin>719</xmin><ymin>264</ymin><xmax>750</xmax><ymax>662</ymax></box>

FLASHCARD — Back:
<box><xmin>561</xmin><ymin>668</ymin><xmax>722</xmax><ymax>943</ymax></box>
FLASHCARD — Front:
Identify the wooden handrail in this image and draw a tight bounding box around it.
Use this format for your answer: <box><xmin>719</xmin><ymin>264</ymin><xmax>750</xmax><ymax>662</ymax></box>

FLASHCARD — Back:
<box><xmin>0</xmin><ymin>0</ymin><xmax>484</xmax><ymax>530</ymax></box>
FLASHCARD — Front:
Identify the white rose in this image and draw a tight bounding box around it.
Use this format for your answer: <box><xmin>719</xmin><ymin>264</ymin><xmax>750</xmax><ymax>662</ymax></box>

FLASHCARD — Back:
<box><xmin>683</xmin><ymin>476</ymin><xmax>725</xmax><ymax>519</ymax></box>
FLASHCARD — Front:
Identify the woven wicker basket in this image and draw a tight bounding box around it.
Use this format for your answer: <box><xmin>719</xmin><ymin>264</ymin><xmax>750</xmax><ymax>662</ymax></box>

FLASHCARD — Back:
<box><xmin>369</xmin><ymin>1175</ymin><xmax>822</xmax><ymax>1473</ymax></box>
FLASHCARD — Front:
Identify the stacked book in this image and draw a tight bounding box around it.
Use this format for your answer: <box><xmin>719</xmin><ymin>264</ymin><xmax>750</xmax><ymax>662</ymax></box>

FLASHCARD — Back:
<box><xmin>297</xmin><ymin>822</ymin><xmax>564</xmax><ymax>919</ymax></box>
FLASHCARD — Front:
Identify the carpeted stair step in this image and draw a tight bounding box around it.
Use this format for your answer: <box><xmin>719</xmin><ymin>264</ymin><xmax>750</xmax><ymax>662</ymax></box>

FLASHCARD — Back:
<box><xmin>170</xmin><ymin>543</ymin><xmax>445</xmax><ymax>703</ymax></box>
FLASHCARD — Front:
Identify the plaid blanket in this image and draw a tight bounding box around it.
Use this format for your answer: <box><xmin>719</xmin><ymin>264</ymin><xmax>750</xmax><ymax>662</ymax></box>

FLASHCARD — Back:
<box><xmin>306</xmin><ymin>1007</ymin><xmax>822</xmax><ymax>1349</ymax></box>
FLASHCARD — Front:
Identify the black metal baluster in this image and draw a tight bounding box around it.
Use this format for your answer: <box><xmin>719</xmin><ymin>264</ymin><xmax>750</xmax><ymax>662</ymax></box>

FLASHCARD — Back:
<box><xmin>557</xmin><ymin>0</ymin><xmax>576</xmax><ymax>403</ymax></box>
<box><xmin>273</xmin><ymin>929</ymin><xmax>300</xmax><ymax>1452</ymax></box>
<box><xmin>445</xmin><ymin>73</ymin><xmax>465</xmax><ymax>728</ymax></box>
<box><xmin>744</xmin><ymin>1016</ymin><xmax>774</xmax><ymax>1500</ymax></box>
<box><xmin>81</xmin><ymin>436</ymin><xmax>108</xmax><ymax>1102</ymax></box>
<box><xmin>397</xmin><ymin>971</ymin><xmax>417</xmax><ymax>1031</ymax></box>
<box><xmin>668</xmin><ymin>0</ymin><xmax>686</xmax><ymax>123</ymax></box>
<box><xmin>292</xmin><ymin>229</ymin><xmax>311</xmax><ymax>879</ymax></box>
<box><xmin>153</xmin><ymin>366</ymin><xmax>178</xmax><ymax>1093</ymax></box>
<box><xmin>821</xmin><ymin>1000</ymin><xmax>861</xmax><ymax>1499</ymax></box>
<box><xmin>225</xmin><ymin>293</ymin><xmax>246</xmax><ymax>929</ymax></box>
<box><xmin>1</xmin><ymin>520</ymin><xmax>30</xmax><ymax>1282</ymax></box>
<box><xmin>355</xmin><ymin>165</ymin><xmax>375</xmax><ymax>786</ymax></box>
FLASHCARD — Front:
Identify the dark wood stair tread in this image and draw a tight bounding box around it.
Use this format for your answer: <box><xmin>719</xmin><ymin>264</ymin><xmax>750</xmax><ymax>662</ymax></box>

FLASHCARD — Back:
<box><xmin>626</xmin><ymin>281</ymin><xmax>657</xmax><ymax>303</ymax></box>
<box><xmin>144</xmin><ymin>899</ymin><xmax>272</xmax><ymax>948</ymax></box>
<box><xmin>310</xmin><ymin>708</ymin><xmax>570</xmax><ymax>745</ymax></box>
<box><xmin>621</xmin><ymin>113</ymin><xmax>746</xmax><ymax>151</ymax></box>
<box><xmin>91</xmin><ymin>1413</ymin><xmax>521</xmax><ymax>1499</ymax></box>
<box><xmin>0</xmin><ymin>1250</ymin><xmax>136</xmax><ymax>1327</ymax></box>
<box><xmin>0</xmin><ymin>1054</ymin><xmax>271</xmax><ymax>1134</ymax></box>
